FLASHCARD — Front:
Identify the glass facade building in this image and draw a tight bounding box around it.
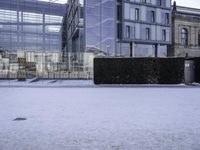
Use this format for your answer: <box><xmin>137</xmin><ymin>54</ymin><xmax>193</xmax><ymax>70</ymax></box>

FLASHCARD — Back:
<box><xmin>0</xmin><ymin>0</ymin><xmax>65</xmax><ymax>52</ymax></box>
<box><xmin>0</xmin><ymin>0</ymin><xmax>72</xmax><ymax>80</ymax></box>
<box><xmin>62</xmin><ymin>0</ymin><xmax>117</xmax><ymax>71</ymax></box>
<box><xmin>0</xmin><ymin>0</ymin><xmax>172</xmax><ymax>79</ymax></box>
<box><xmin>63</xmin><ymin>0</ymin><xmax>171</xmax><ymax>61</ymax></box>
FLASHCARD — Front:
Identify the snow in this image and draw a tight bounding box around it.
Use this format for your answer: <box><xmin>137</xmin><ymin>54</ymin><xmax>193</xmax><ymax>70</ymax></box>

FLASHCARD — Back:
<box><xmin>0</xmin><ymin>86</ymin><xmax>200</xmax><ymax>149</ymax></box>
<box><xmin>0</xmin><ymin>79</ymin><xmax>199</xmax><ymax>88</ymax></box>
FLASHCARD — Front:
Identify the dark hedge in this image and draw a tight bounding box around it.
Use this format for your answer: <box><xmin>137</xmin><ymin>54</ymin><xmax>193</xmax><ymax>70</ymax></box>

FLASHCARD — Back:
<box><xmin>94</xmin><ymin>57</ymin><xmax>185</xmax><ymax>84</ymax></box>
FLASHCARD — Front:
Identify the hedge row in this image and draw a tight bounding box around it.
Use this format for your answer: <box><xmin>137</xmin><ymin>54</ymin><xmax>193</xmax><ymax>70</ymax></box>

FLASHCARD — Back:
<box><xmin>94</xmin><ymin>57</ymin><xmax>185</xmax><ymax>84</ymax></box>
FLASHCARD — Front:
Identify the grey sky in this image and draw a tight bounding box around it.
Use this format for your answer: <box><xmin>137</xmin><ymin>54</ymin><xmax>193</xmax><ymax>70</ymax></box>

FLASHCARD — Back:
<box><xmin>174</xmin><ymin>0</ymin><xmax>200</xmax><ymax>8</ymax></box>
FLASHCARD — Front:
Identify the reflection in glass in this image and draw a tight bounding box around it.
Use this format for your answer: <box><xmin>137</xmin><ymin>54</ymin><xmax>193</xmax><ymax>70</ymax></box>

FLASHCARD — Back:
<box><xmin>85</xmin><ymin>0</ymin><xmax>116</xmax><ymax>56</ymax></box>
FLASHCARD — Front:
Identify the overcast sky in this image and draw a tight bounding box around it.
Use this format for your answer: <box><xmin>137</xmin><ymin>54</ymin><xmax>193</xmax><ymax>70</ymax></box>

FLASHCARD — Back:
<box><xmin>173</xmin><ymin>0</ymin><xmax>200</xmax><ymax>8</ymax></box>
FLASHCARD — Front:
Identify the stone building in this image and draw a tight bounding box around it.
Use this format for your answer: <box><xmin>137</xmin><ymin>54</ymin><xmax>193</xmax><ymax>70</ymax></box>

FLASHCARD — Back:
<box><xmin>168</xmin><ymin>2</ymin><xmax>200</xmax><ymax>57</ymax></box>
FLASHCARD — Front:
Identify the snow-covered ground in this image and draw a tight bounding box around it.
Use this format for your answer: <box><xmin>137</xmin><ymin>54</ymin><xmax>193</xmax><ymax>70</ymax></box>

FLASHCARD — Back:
<box><xmin>0</xmin><ymin>87</ymin><xmax>200</xmax><ymax>150</ymax></box>
<box><xmin>0</xmin><ymin>79</ymin><xmax>199</xmax><ymax>88</ymax></box>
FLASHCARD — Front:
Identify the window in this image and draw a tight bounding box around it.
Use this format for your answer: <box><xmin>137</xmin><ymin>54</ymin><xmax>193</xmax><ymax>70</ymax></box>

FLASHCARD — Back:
<box><xmin>165</xmin><ymin>13</ymin><xmax>169</xmax><ymax>24</ymax></box>
<box><xmin>162</xmin><ymin>29</ymin><xmax>166</xmax><ymax>41</ymax></box>
<box><xmin>157</xmin><ymin>0</ymin><xmax>162</xmax><ymax>6</ymax></box>
<box><xmin>135</xmin><ymin>8</ymin><xmax>140</xmax><ymax>21</ymax></box>
<box><xmin>151</xmin><ymin>11</ymin><xmax>155</xmax><ymax>23</ymax></box>
<box><xmin>125</xmin><ymin>25</ymin><xmax>135</xmax><ymax>39</ymax></box>
<box><xmin>146</xmin><ymin>28</ymin><xmax>150</xmax><ymax>40</ymax></box>
<box><xmin>125</xmin><ymin>25</ymin><xmax>131</xmax><ymax>38</ymax></box>
<box><xmin>147</xmin><ymin>10</ymin><xmax>155</xmax><ymax>23</ymax></box>
<box><xmin>142</xmin><ymin>0</ymin><xmax>147</xmax><ymax>3</ymax></box>
<box><xmin>131</xmin><ymin>26</ymin><xmax>135</xmax><ymax>39</ymax></box>
<box><xmin>181</xmin><ymin>28</ymin><xmax>188</xmax><ymax>46</ymax></box>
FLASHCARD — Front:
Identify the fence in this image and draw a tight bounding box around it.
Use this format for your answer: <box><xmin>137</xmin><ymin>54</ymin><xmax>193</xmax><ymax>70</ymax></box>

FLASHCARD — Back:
<box><xmin>0</xmin><ymin>71</ymin><xmax>93</xmax><ymax>80</ymax></box>
<box><xmin>0</xmin><ymin>51</ymin><xmax>94</xmax><ymax>80</ymax></box>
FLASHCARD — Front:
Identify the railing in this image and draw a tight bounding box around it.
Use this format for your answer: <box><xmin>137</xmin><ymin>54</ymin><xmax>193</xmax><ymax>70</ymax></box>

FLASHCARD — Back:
<box><xmin>0</xmin><ymin>50</ymin><xmax>95</xmax><ymax>80</ymax></box>
<box><xmin>0</xmin><ymin>71</ymin><xmax>93</xmax><ymax>80</ymax></box>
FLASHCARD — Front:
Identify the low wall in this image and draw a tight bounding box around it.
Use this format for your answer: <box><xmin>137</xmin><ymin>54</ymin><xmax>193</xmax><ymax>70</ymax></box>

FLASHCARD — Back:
<box><xmin>94</xmin><ymin>57</ymin><xmax>185</xmax><ymax>84</ymax></box>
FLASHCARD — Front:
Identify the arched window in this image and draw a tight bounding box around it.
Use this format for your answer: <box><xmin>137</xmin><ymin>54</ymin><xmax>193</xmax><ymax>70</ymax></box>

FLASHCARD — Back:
<box><xmin>181</xmin><ymin>28</ymin><xmax>188</xmax><ymax>46</ymax></box>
